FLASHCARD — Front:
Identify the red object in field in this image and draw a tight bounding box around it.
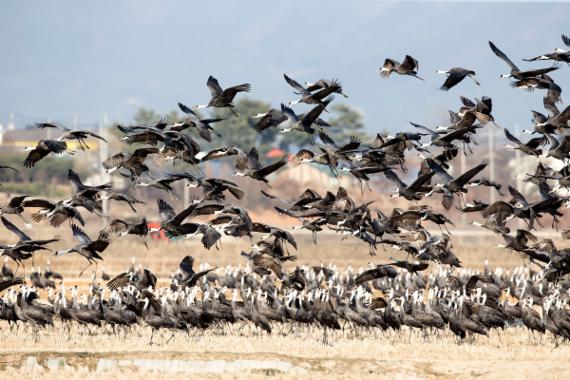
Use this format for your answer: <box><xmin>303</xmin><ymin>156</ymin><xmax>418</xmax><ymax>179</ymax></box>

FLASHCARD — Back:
<box><xmin>147</xmin><ymin>221</ymin><xmax>168</xmax><ymax>241</ymax></box>
<box><xmin>266</xmin><ymin>148</ymin><xmax>285</xmax><ymax>158</ymax></box>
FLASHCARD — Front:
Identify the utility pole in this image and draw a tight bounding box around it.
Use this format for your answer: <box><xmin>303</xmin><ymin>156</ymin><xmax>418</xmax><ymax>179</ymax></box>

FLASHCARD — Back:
<box><xmin>514</xmin><ymin>124</ymin><xmax>522</xmax><ymax>192</ymax></box>
<box><xmin>99</xmin><ymin>113</ymin><xmax>110</xmax><ymax>218</ymax></box>
<box><xmin>460</xmin><ymin>147</ymin><xmax>466</xmax><ymax>226</ymax></box>
<box><xmin>488</xmin><ymin>129</ymin><xmax>496</xmax><ymax>203</ymax></box>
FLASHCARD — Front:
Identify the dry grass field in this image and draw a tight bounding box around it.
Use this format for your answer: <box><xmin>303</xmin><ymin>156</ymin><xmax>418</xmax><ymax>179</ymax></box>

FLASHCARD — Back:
<box><xmin>1</xmin><ymin>323</ymin><xmax>570</xmax><ymax>379</ymax></box>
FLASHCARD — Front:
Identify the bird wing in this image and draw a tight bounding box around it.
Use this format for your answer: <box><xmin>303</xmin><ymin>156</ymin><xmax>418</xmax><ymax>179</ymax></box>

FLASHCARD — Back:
<box><xmin>452</xmin><ymin>162</ymin><xmax>488</xmax><ymax>188</ymax></box>
<box><xmin>106</xmin><ymin>272</ymin><xmax>130</xmax><ymax>290</ymax></box>
<box><xmin>253</xmin><ymin>157</ymin><xmax>287</xmax><ymax>178</ymax></box>
<box><xmin>283</xmin><ymin>73</ymin><xmax>310</xmax><ymax>95</ymax></box>
<box><xmin>179</xmin><ymin>255</ymin><xmax>196</xmax><ymax>276</ymax></box>
<box><xmin>23</xmin><ymin>147</ymin><xmax>50</xmax><ymax>168</ymax></box>
<box><xmin>280</xmin><ymin>103</ymin><xmax>300</xmax><ymax>122</ymax></box>
<box><xmin>408</xmin><ymin>171</ymin><xmax>435</xmax><ymax>192</ymax></box>
<box><xmin>379</xmin><ymin>58</ymin><xmax>397</xmax><ymax>78</ymax></box>
<box><xmin>130</xmin><ymin>147</ymin><xmax>159</xmax><ymax>163</ymax></box>
<box><xmin>7</xmin><ymin>195</ymin><xmax>28</xmax><ymax>208</ymax></box>
<box><xmin>0</xmin><ymin>276</ymin><xmax>25</xmax><ymax>293</ymax></box>
<box><xmin>410</xmin><ymin>122</ymin><xmax>437</xmax><ymax>136</ymax></box>
<box><xmin>291</xmin><ymin>149</ymin><xmax>315</xmax><ymax>166</ymax></box>
<box><xmin>187</xmin><ymin>268</ymin><xmax>217</xmax><ymax>287</ymax></box>
<box><xmin>22</xmin><ymin>198</ymin><xmax>56</xmax><ymax>210</ymax></box>
<box><xmin>222</xmin><ymin>83</ymin><xmax>251</xmax><ymax>99</ymax></box>
<box><xmin>206</xmin><ymin>75</ymin><xmax>224</xmax><ymax>97</ymax></box>
<box><xmin>384</xmin><ymin>170</ymin><xmax>407</xmax><ymax>189</ymax></box>
<box><xmin>563</xmin><ymin>34</ymin><xmax>570</xmax><ymax>47</ymax></box>
<box><xmin>102</xmin><ymin>153</ymin><xmax>126</xmax><ymax>170</ymax></box>
<box><xmin>504</xmin><ymin>129</ymin><xmax>523</xmax><ymax>146</ymax></box>
<box><xmin>400</xmin><ymin>55</ymin><xmax>419</xmax><ymax>71</ymax></box>
<box><xmin>508</xmin><ymin>185</ymin><xmax>529</xmax><ymax>207</ymax></box>
<box><xmin>123</xmin><ymin>130</ymin><xmax>164</xmax><ymax>145</ymax></box>
<box><xmin>83</xmin><ymin>131</ymin><xmax>107</xmax><ymax>142</ymax></box>
<box><xmin>35</xmin><ymin>122</ymin><xmax>70</xmax><ymax>131</ymax></box>
<box><xmin>426</xmin><ymin>160</ymin><xmax>453</xmax><ymax>183</ymax></box>
<box><xmin>338</xmin><ymin>136</ymin><xmax>361</xmax><ymax>152</ymax></box>
<box><xmin>105</xmin><ymin>218</ymin><xmax>129</xmax><ymax>235</ymax></box>
<box><xmin>199</xmin><ymin>146</ymin><xmax>239</xmax><ymax>162</ymax></box>
<box><xmin>71</xmin><ymin>224</ymin><xmax>92</xmax><ymax>244</ymax></box>
<box><xmin>302</xmin><ymin>96</ymin><xmax>334</xmax><ymax>126</ymax></box>
<box><xmin>178</xmin><ymin>102</ymin><xmax>198</xmax><ymax>117</ymax></box>
<box><xmin>247</xmin><ymin>147</ymin><xmax>262</xmax><ymax>170</ymax></box>
<box><xmin>157</xmin><ymin>199</ymin><xmax>176</xmax><ymax>222</ymax></box>
<box><xmin>440</xmin><ymin>70</ymin><xmax>465</xmax><ymax>91</ymax></box>
<box><xmin>1</xmin><ymin>216</ymin><xmax>31</xmax><ymax>241</ymax></box>
<box><xmin>89</xmin><ymin>235</ymin><xmax>110</xmax><ymax>252</ymax></box>
<box><xmin>460</xmin><ymin>96</ymin><xmax>476</xmax><ymax>108</ymax></box>
<box><xmin>67</xmin><ymin>169</ymin><xmax>85</xmax><ymax>193</ymax></box>
<box><xmin>199</xmin><ymin>225</ymin><xmax>221</xmax><ymax>249</ymax></box>
<box><xmin>488</xmin><ymin>41</ymin><xmax>519</xmax><ymax>71</ymax></box>
<box><xmin>253</xmin><ymin>255</ymin><xmax>283</xmax><ymax>278</ymax></box>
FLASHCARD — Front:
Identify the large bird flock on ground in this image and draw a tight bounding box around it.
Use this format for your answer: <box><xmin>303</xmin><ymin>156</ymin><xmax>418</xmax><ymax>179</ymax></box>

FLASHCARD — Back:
<box><xmin>1</xmin><ymin>37</ymin><xmax>570</xmax><ymax>344</ymax></box>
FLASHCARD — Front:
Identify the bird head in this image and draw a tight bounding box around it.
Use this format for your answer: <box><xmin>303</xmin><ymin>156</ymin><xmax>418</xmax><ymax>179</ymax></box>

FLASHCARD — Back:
<box><xmin>499</xmin><ymin>74</ymin><xmax>512</xmax><ymax>79</ymax></box>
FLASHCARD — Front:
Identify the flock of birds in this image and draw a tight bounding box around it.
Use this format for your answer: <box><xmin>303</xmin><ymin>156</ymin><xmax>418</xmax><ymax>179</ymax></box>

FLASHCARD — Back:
<box><xmin>1</xmin><ymin>36</ymin><xmax>570</xmax><ymax>343</ymax></box>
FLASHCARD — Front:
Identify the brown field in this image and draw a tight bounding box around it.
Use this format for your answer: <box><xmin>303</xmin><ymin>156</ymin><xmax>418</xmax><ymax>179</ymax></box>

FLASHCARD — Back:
<box><xmin>1</xmin><ymin>323</ymin><xmax>570</xmax><ymax>379</ymax></box>
<box><xmin>2</xmin><ymin>222</ymin><xmax>570</xmax><ymax>379</ymax></box>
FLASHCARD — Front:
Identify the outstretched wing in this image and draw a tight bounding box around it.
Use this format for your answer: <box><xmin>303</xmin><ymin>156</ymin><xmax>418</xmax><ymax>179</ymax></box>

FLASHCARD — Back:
<box><xmin>488</xmin><ymin>41</ymin><xmax>519</xmax><ymax>71</ymax></box>
<box><xmin>207</xmin><ymin>76</ymin><xmax>224</xmax><ymax>97</ymax></box>
<box><xmin>178</xmin><ymin>102</ymin><xmax>198</xmax><ymax>117</ymax></box>
<box><xmin>1</xmin><ymin>216</ymin><xmax>31</xmax><ymax>241</ymax></box>
<box><xmin>157</xmin><ymin>199</ymin><xmax>176</xmax><ymax>222</ymax></box>
<box><xmin>283</xmin><ymin>73</ymin><xmax>310</xmax><ymax>95</ymax></box>
<box><xmin>440</xmin><ymin>71</ymin><xmax>464</xmax><ymax>91</ymax></box>
<box><xmin>71</xmin><ymin>224</ymin><xmax>92</xmax><ymax>244</ymax></box>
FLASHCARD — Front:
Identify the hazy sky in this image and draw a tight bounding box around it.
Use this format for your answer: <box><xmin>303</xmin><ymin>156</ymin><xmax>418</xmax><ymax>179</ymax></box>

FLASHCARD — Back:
<box><xmin>0</xmin><ymin>1</ymin><xmax>568</xmax><ymax>133</ymax></box>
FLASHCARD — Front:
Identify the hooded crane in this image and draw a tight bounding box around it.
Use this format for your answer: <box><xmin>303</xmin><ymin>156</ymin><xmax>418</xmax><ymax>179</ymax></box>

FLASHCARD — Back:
<box><xmin>523</xmin><ymin>34</ymin><xmax>570</xmax><ymax>65</ymax></box>
<box><xmin>35</xmin><ymin>122</ymin><xmax>107</xmax><ymax>151</ymax></box>
<box><xmin>304</xmin><ymin>79</ymin><xmax>349</xmax><ymax>98</ymax></box>
<box><xmin>155</xmin><ymin>199</ymin><xmax>221</xmax><ymax>249</ymax></box>
<box><xmin>175</xmin><ymin>102</ymin><xmax>224</xmax><ymax>142</ymax></box>
<box><xmin>233</xmin><ymin>147</ymin><xmax>287</xmax><ymax>185</ymax></box>
<box><xmin>427</xmin><ymin>160</ymin><xmax>488</xmax><ymax>209</ymax></box>
<box><xmin>193</xmin><ymin>75</ymin><xmax>251</xmax><ymax>116</ymax></box>
<box><xmin>102</xmin><ymin>147</ymin><xmax>159</xmax><ymax>181</ymax></box>
<box><xmin>22</xmin><ymin>139</ymin><xmax>70</xmax><ymax>168</ymax></box>
<box><xmin>435</xmin><ymin>67</ymin><xmax>480</xmax><ymax>91</ymax></box>
<box><xmin>0</xmin><ymin>195</ymin><xmax>30</xmax><ymax>224</ymax></box>
<box><xmin>0</xmin><ymin>216</ymin><xmax>58</xmax><ymax>275</ymax></box>
<box><xmin>284</xmin><ymin>73</ymin><xmax>343</xmax><ymax>107</ymax></box>
<box><xmin>280</xmin><ymin>98</ymin><xmax>334</xmax><ymax>144</ymax></box>
<box><xmin>489</xmin><ymin>41</ymin><xmax>558</xmax><ymax>81</ymax></box>
<box><xmin>22</xmin><ymin>198</ymin><xmax>85</xmax><ymax>228</ymax></box>
<box><xmin>172</xmin><ymin>256</ymin><xmax>218</xmax><ymax>289</ymax></box>
<box><xmin>55</xmin><ymin>225</ymin><xmax>110</xmax><ymax>276</ymax></box>
<box><xmin>379</xmin><ymin>55</ymin><xmax>423</xmax><ymax>80</ymax></box>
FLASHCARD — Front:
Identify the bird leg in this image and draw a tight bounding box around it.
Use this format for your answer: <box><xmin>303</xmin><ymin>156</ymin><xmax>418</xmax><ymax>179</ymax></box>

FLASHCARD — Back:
<box><xmin>78</xmin><ymin>261</ymin><xmax>93</xmax><ymax>277</ymax></box>
<box><xmin>228</xmin><ymin>106</ymin><xmax>239</xmax><ymax>117</ymax></box>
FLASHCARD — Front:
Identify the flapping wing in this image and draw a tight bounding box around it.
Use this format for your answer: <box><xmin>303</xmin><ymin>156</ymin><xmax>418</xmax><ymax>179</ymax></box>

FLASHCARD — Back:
<box><xmin>283</xmin><ymin>73</ymin><xmax>310</xmax><ymax>95</ymax></box>
<box><xmin>488</xmin><ymin>41</ymin><xmax>519</xmax><ymax>71</ymax></box>
<box><xmin>157</xmin><ymin>199</ymin><xmax>176</xmax><ymax>222</ymax></box>
<box><xmin>207</xmin><ymin>75</ymin><xmax>224</xmax><ymax>97</ymax></box>
<box><xmin>1</xmin><ymin>216</ymin><xmax>31</xmax><ymax>241</ymax></box>
<box><xmin>71</xmin><ymin>224</ymin><xmax>91</xmax><ymax>244</ymax></box>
